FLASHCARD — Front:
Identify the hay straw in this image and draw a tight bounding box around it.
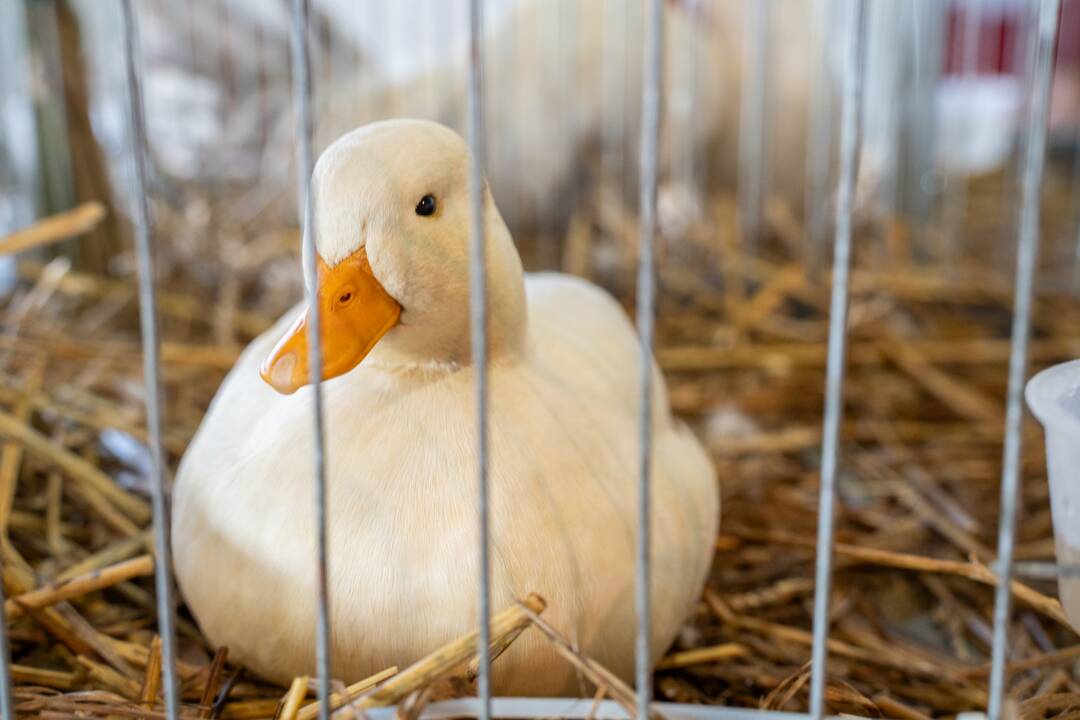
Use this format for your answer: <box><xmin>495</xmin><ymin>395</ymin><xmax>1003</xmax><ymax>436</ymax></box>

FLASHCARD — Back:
<box><xmin>6</xmin><ymin>554</ymin><xmax>154</xmax><ymax>619</ymax></box>
<box><xmin>5</xmin><ymin>168</ymin><xmax>1080</xmax><ymax>718</ymax></box>
<box><xmin>0</xmin><ymin>202</ymin><xmax>107</xmax><ymax>256</ymax></box>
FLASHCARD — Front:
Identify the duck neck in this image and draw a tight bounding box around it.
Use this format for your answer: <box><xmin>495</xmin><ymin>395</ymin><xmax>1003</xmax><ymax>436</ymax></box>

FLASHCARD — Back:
<box><xmin>456</xmin><ymin>235</ymin><xmax>529</xmax><ymax>366</ymax></box>
<box><xmin>371</xmin><ymin>221</ymin><xmax>528</xmax><ymax>371</ymax></box>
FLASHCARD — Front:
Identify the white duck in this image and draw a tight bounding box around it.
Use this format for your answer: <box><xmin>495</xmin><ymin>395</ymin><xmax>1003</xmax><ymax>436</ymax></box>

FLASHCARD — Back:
<box><xmin>172</xmin><ymin>119</ymin><xmax>718</xmax><ymax>695</ymax></box>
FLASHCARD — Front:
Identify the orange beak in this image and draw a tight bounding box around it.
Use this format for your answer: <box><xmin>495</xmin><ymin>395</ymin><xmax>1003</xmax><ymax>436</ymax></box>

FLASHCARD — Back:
<box><xmin>260</xmin><ymin>246</ymin><xmax>401</xmax><ymax>394</ymax></box>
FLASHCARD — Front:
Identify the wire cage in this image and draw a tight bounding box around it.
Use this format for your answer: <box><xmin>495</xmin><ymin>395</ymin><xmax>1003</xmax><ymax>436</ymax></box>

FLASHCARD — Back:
<box><xmin>2</xmin><ymin>0</ymin><xmax>1080</xmax><ymax>719</ymax></box>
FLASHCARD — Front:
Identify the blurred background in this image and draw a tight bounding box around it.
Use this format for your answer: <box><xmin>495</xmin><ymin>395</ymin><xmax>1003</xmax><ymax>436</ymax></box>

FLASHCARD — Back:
<box><xmin>4</xmin><ymin>0</ymin><xmax>1080</xmax><ymax>716</ymax></box>
<box><xmin>2</xmin><ymin>0</ymin><xmax>1079</xmax><ymax>284</ymax></box>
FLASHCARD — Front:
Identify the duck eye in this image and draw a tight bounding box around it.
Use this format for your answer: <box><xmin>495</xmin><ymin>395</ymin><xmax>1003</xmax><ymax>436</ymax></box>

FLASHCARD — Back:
<box><xmin>415</xmin><ymin>194</ymin><xmax>437</xmax><ymax>217</ymax></box>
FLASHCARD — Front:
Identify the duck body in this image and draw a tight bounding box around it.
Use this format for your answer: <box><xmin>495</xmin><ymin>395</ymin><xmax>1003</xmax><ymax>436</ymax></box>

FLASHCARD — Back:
<box><xmin>173</xmin><ymin>120</ymin><xmax>718</xmax><ymax>694</ymax></box>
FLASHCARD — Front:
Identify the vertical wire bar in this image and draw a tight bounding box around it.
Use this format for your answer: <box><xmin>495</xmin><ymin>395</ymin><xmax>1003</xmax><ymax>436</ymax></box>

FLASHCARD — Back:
<box><xmin>467</xmin><ymin>2</ymin><xmax>491</xmax><ymax>719</ymax></box>
<box><xmin>119</xmin><ymin>2</ymin><xmax>180</xmax><ymax>718</ymax></box>
<box><xmin>548</xmin><ymin>0</ymin><xmax>573</xmax><ymax>268</ymax></box>
<box><xmin>0</xmin><ymin>0</ymin><xmax>25</xmax><ymax>660</ymax></box>
<box><xmin>0</xmin><ymin>524</ymin><xmax>12</xmax><ymax>720</ymax></box>
<box><xmin>872</xmin><ymin>2</ymin><xmax>904</xmax><ymax>223</ymax></box>
<box><xmin>601</xmin><ymin>0</ymin><xmax>628</xmax><ymax>198</ymax></box>
<box><xmin>677</xmin><ymin>2</ymin><xmax>701</xmax><ymax>194</ymax></box>
<box><xmin>561</xmin><ymin>0</ymin><xmax>578</xmax><ymax>245</ymax></box>
<box><xmin>1072</xmin><ymin>105</ymin><xmax>1080</xmax><ymax>293</ymax></box>
<box><xmin>807</xmin><ymin>1</ymin><xmax>866</xmax><ymax>717</ymax></box>
<box><xmin>903</xmin><ymin>1</ymin><xmax>947</xmax><ymax>236</ymax></box>
<box><xmin>1069</xmin><ymin>0</ymin><xmax>1080</xmax><ymax>296</ymax></box>
<box><xmin>738</xmin><ymin>0</ymin><xmax>770</xmax><ymax>252</ymax></box>
<box><xmin>1074</xmin><ymin>211</ymin><xmax>1080</xmax><ymax>292</ymax></box>
<box><xmin>805</xmin><ymin>0</ymin><xmax>834</xmax><ymax>271</ymax></box>
<box><xmin>502</xmin><ymin>0</ymin><xmax>520</xmax><ymax>230</ymax></box>
<box><xmin>942</xmin><ymin>0</ymin><xmax>985</xmax><ymax>266</ymax></box>
<box><xmin>987</xmin><ymin>1</ymin><xmax>1061</xmax><ymax>717</ymax></box>
<box><xmin>625</xmin><ymin>4</ymin><xmax>641</xmax><ymax>202</ymax></box>
<box><xmin>288</xmin><ymin>1</ymin><xmax>332</xmax><ymax>717</ymax></box>
<box><xmin>1009</xmin><ymin>0</ymin><xmax>1039</xmax><ymax>209</ymax></box>
<box><xmin>636</xmin><ymin>0</ymin><xmax>663</xmax><ymax>717</ymax></box>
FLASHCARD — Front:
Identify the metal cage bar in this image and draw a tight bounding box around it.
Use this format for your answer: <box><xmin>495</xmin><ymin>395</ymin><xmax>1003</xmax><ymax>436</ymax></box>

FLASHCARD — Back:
<box><xmin>737</xmin><ymin>0</ymin><xmax>770</xmax><ymax>251</ymax></box>
<box><xmin>676</xmin><ymin>2</ymin><xmax>702</xmax><ymax>195</ymax></box>
<box><xmin>1074</xmin><ymin>220</ymin><xmax>1080</xmax><ymax>291</ymax></box>
<box><xmin>942</xmin><ymin>0</ymin><xmax>985</xmax><ymax>265</ymax></box>
<box><xmin>987</xmin><ymin>1</ymin><xmax>1061</xmax><ymax>718</ymax></box>
<box><xmin>120</xmin><ymin>1</ymin><xmax>182</xmax><ymax>717</ymax></box>
<box><xmin>0</xmin><ymin>523</ymin><xmax>12</xmax><ymax>720</ymax></box>
<box><xmin>288</xmin><ymin>0</ymin><xmax>333</xmax><ymax>717</ymax></box>
<box><xmin>636</xmin><ymin>0</ymin><xmax>663</xmax><ymax>717</ymax></box>
<box><xmin>467</xmin><ymin>1</ymin><xmax>493</xmax><ymax>719</ymax></box>
<box><xmin>805</xmin><ymin>0</ymin><xmax>833</xmax><ymax>269</ymax></box>
<box><xmin>807</xmin><ymin>1</ymin><xmax>867</xmax><ymax>717</ymax></box>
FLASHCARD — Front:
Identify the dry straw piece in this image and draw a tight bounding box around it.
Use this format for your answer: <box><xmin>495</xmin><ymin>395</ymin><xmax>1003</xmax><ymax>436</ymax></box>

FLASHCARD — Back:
<box><xmin>0</xmin><ymin>202</ymin><xmax>107</xmax><ymax>256</ymax></box>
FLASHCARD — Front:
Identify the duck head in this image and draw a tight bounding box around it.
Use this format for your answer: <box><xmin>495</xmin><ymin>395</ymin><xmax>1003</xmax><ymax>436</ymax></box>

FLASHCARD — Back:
<box><xmin>260</xmin><ymin>119</ymin><xmax>527</xmax><ymax>394</ymax></box>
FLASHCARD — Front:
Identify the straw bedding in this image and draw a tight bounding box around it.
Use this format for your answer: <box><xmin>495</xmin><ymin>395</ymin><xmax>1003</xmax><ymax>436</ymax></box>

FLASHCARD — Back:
<box><xmin>3</xmin><ymin>169</ymin><xmax>1080</xmax><ymax>719</ymax></box>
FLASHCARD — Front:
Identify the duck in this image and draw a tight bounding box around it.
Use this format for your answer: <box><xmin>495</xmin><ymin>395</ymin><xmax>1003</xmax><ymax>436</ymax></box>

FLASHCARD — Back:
<box><xmin>172</xmin><ymin>119</ymin><xmax>718</xmax><ymax>695</ymax></box>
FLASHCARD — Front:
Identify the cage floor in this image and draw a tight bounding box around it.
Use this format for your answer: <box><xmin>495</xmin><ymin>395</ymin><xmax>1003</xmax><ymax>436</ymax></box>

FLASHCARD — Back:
<box><xmin>5</xmin><ymin>173</ymin><xmax>1080</xmax><ymax>719</ymax></box>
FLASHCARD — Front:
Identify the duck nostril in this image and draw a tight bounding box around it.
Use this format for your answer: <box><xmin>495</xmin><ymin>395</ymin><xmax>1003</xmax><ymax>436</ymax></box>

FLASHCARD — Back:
<box><xmin>338</xmin><ymin>292</ymin><xmax>353</xmax><ymax>306</ymax></box>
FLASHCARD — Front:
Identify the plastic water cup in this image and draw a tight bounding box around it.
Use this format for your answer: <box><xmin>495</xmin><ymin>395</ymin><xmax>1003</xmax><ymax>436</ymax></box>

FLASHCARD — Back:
<box><xmin>1026</xmin><ymin>359</ymin><xmax>1080</xmax><ymax>632</ymax></box>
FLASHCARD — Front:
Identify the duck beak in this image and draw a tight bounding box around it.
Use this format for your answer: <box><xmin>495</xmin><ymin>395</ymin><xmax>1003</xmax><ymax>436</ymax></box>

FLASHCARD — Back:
<box><xmin>260</xmin><ymin>247</ymin><xmax>401</xmax><ymax>394</ymax></box>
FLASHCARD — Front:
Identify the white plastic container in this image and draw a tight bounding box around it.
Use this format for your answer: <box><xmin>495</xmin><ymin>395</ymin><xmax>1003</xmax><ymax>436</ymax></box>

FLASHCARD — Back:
<box><xmin>1026</xmin><ymin>360</ymin><xmax>1080</xmax><ymax>631</ymax></box>
<box><xmin>936</xmin><ymin>76</ymin><xmax>1023</xmax><ymax>177</ymax></box>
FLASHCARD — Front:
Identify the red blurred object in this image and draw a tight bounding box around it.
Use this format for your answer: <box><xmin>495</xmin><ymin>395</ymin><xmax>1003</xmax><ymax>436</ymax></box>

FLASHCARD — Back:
<box><xmin>943</xmin><ymin>0</ymin><xmax>1080</xmax><ymax>76</ymax></box>
<box><xmin>944</xmin><ymin>1</ymin><xmax>1027</xmax><ymax>76</ymax></box>
<box><xmin>1057</xmin><ymin>0</ymin><xmax>1080</xmax><ymax>68</ymax></box>
<box><xmin>942</xmin><ymin>0</ymin><xmax>1080</xmax><ymax>136</ymax></box>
